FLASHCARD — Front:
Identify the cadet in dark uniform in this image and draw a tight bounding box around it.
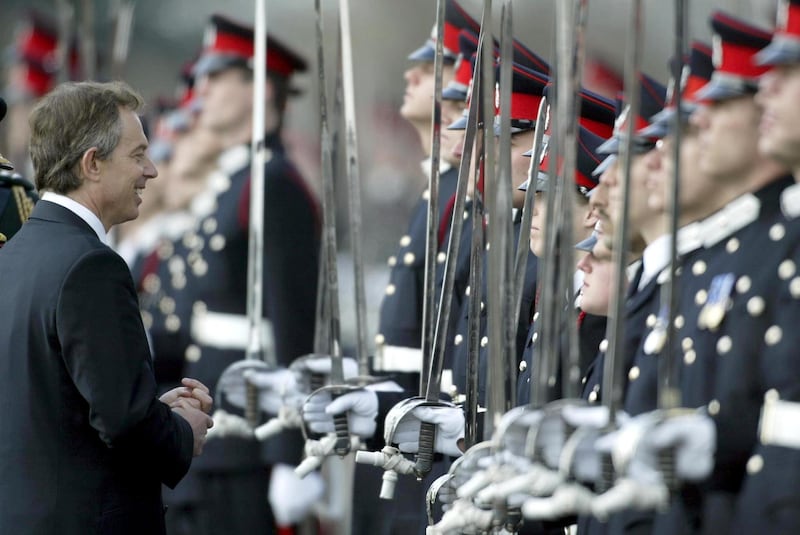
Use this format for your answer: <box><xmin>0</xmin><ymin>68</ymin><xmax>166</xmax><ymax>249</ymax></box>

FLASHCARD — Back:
<box><xmin>722</xmin><ymin>2</ymin><xmax>800</xmax><ymax>532</ymax></box>
<box><xmin>500</xmin><ymin>80</ymin><xmax>616</xmax><ymax>407</ymax></box>
<box><xmin>151</xmin><ymin>14</ymin><xmax>319</xmax><ymax>535</ymax></box>
<box><xmin>374</xmin><ymin>0</ymin><xmax>480</xmax><ymax>394</ymax></box>
<box><xmin>634</xmin><ymin>12</ymin><xmax>794</xmax><ymax>535</ymax></box>
<box><xmin>0</xmin><ymin>96</ymin><xmax>37</xmax><ymax>248</ymax></box>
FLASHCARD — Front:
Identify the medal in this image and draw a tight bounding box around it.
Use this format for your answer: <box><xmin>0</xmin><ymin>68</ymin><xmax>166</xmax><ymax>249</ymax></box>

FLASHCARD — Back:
<box><xmin>644</xmin><ymin>305</ymin><xmax>668</xmax><ymax>355</ymax></box>
<box><xmin>698</xmin><ymin>273</ymin><xmax>735</xmax><ymax>331</ymax></box>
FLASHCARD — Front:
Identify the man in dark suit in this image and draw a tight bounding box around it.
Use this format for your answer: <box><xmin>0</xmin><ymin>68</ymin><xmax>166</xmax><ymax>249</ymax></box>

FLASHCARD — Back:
<box><xmin>0</xmin><ymin>80</ymin><xmax>213</xmax><ymax>535</ymax></box>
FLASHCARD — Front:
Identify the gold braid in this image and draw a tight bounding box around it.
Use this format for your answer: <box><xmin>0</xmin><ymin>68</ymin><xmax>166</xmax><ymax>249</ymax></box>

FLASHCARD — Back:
<box><xmin>12</xmin><ymin>185</ymin><xmax>34</xmax><ymax>223</ymax></box>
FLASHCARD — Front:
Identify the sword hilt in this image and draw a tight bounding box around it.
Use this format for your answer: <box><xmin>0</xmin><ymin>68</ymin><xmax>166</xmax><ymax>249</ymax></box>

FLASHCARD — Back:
<box><xmin>415</xmin><ymin>421</ymin><xmax>437</xmax><ymax>479</ymax></box>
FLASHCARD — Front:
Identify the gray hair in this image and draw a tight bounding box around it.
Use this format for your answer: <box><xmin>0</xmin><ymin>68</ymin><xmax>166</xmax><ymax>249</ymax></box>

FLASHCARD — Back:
<box><xmin>29</xmin><ymin>80</ymin><xmax>145</xmax><ymax>193</ymax></box>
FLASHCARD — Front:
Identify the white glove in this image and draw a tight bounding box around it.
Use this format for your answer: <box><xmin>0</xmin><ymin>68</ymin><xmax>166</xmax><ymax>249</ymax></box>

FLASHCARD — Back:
<box><xmin>645</xmin><ymin>412</ymin><xmax>716</xmax><ymax>481</ymax></box>
<box><xmin>291</xmin><ymin>355</ymin><xmax>359</xmax><ymax>385</ymax></box>
<box><xmin>302</xmin><ymin>389</ymin><xmax>378</xmax><ymax>438</ymax></box>
<box><xmin>393</xmin><ymin>405</ymin><xmax>465</xmax><ymax>457</ymax></box>
<box><xmin>220</xmin><ymin>366</ymin><xmax>305</xmax><ymax>415</ymax></box>
<box><xmin>268</xmin><ymin>463</ymin><xmax>324</xmax><ymax>527</ymax></box>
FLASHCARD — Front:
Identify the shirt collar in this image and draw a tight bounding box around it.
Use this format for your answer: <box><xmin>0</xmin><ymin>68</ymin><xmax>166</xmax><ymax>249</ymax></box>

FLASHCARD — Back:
<box><xmin>41</xmin><ymin>191</ymin><xmax>109</xmax><ymax>244</ymax></box>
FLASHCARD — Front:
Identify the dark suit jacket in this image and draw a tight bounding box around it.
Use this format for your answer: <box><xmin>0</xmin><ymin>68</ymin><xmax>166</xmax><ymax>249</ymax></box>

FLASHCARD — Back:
<box><xmin>0</xmin><ymin>200</ymin><xmax>193</xmax><ymax>535</ymax></box>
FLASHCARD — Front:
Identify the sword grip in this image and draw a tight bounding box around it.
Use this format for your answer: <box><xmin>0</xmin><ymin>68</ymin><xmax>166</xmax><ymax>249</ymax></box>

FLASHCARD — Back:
<box><xmin>596</xmin><ymin>451</ymin><xmax>615</xmax><ymax>494</ymax></box>
<box><xmin>310</xmin><ymin>372</ymin><xmax>326</xmax><ymax>392</ymax></box>
<box><xmin>658</xmin><ymin>446</ymin><xmax>678</xmax><ymax>493</ymax></box>
<box><xmin>415</xmin><ymin>421</ymin><xmax>437</xmax><ymax>479</ymax></box>
<box><xmin>245</xmin><ymin>376</ymin><xmax>260</xmax><ymax>428</ymax></box>
<box><xmin>333</xmin><ymin>412</ymin><xmax>351</xmax><ymax>456</ymax></box>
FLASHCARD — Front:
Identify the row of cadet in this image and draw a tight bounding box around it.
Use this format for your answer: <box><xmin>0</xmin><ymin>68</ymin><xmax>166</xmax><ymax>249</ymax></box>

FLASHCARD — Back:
<box><xmin>2</xmin><ymin>1</ymin><xmax>800</xmax><ymax>534</ymax></box>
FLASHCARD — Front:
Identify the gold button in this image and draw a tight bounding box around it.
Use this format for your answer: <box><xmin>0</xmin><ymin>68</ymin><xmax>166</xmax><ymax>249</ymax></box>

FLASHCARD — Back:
<box><xmin>400</xmin><ymin>235</ymin><xmax>412</xmax><ymax>247</ymax></box>
<box><xmin>765</xmin><ymin>325</ymin><xmax>783</xmax><ymax>346</ymax></box>
<box><xmin>674</xmin><ymin>315</ymin><xmax>685</xmax><ymax>329</ymax></box>
<box><xmin>202</xmin><ymin>218</ymin><xmax>218</xmax><ymax>235</ymax></box>
<box><xmin>581</xmin><ymin>376</ymin><xmax>587</xmax><ymax>385</ymax></box>
<box><xmin>422</xmin><ymin>189</ymin><xmax>430</xmax><ymax>200</ymax></box>
<box><xmin>192</xmin><ymin>259</ymin><xmax>208</xmax><ymax>277</ymax></box>
<box><xmin>779</xmin><ymin>259</ymin><xmax>796</xmax><ymax>280</ymax></box>
<box><xmin>375</xmin><ymin>334</ymin><xmax>385</xmax><ymax>346</ymax></box>
<box><xmin>684</xmin><ymin>350</ymin><xmax>696</xmax><ymax>365</ymax></box>
<box><xmin>388</xmin><ymin>255</ymin><xmax>397</xmax><ymax>267</ymax></box>
<box><xmin>692</xmin><ymin>260</ymin><xmax>707</xmax><ymax>276</ymax></box>
<box><xmin>193</xmin><ymin>301</ymin><xmax>207</xmax><ymax>315</ymax></box>
<box><xmin>437</xmin><ymin>252</ymin><xmax>447</xmax><ymax>264</ymax></box>
<box><xmin>465</xmin><ymin>286</ymin><xmax>471</xmax><ymax>296</ymax></box>
<box><xmin>519</xmin><ymin>360</ymin><xmax>528</xmax><ymax>372</ymax></box>
<box><xmin>708</xmin><ymin>399</ymin><xmax>721</xmax><ymax>415</ymax></box>
<box><xmin>770</xmin><ymin>223</ymin><xmax>786</xmax><ymax>241</ymax></box>
<box><xmin>454</xmin><ymin>334</ymin><xmax>463</xmax><ymax>346</ymax></box>
<box><xmin>716</xmin><ymin>336</ymin><xmax>732</xmax><ymax>355</ymax></box>
<box><xmin>746</xmin><ymin>454</ymin><xmax>764</xmax><ymax>475</ymax></box>
<box><xmin>791</xmin><ymin>277</ymin><xmax>800</xmax><ymax>299</ymax></box>
<box><xmin>171</xmin><ymin>274</ymin><xmax>186</xmax><ymax>290</ymax></box>
<box><xmin>404</xmin><ymin>252</ymin><xmax>416</xmax><ymax>265</ymax></box>
<box><xmin>159</xmin><ymin>296</ymin><xmax>176</xmax><ymax>315</ymax></box>
<box><xmin>185</xmin><ymin>344</ymin><xmax>201</xmax><ymax>362</ymax></box>
<box><xmin>533</xmin><ymin>312</ymin><xmax>540</xmax><ymax>322</ymax></box>
<box><xmin>726</xmin><ymin>237</ymin><xmax>740</xmax><ymax>253</ymax></box>
<box><xmin>157</xmin><ymin>240</ymin><xmax>174</xmax><ymax>259</ymax></box>
<box><xmin>165</xmin><ymin>314</ymin><xmax>181</xmax><ymax>332</ymax></box>
<box><xmin>385</xmin><ymin>284</ymin><xmax>396</xmax><ymax>295</ymax></box>
<box><xmin>736</xmin><ymin>276</ymin><xmax>752</xmax><ymax>294</ymax></box>
<box><xmin>599</xmin><ymin>339</ymin><xmax>609</xmax><ymax>353</ymax></box>
<box><xmin>480</xmin><ymin>302</ymin><xmax>485</xmax><ymax>311</ymax></box>
<box><xmin>485</xmin><ymin>242</ymin><xmax>491</xmax><ymax>251</ymax></box>
<box><xmin>628</xmin><ymin>366</ymin><xmax>640</xmax><ymax>381</ymax></box>
<box><xmin>747</xmin><ymin>296</ymin><xmax>765</xmax><ymax>317</ymax></box>
<box><xmin>182</xmin><ymin>232</ymin><xmax>199</xmax><ymax>249</ymax></box>
<box><xmin>646</xmin><ymin>314</ymin><xmax>657</xmax><ymax>328</ymax></box>
<box><xmin>695</xmin><ymin>289</ymin><xmax>708</xmax><ymax>306</ymax></box>
<box><xmin>209</xmin><ymin>234</ymin><xmax>226</xmax><ymax>251</ymax></box>
<box><xmin>682</xmin><ymin>337</ymin><xmax>693</xmax><ymax>351</ymax></box>
<box><xmin>588</xmin><ymin>390</ymin><xmax>598</xmax><ymax>403</ymax></box>
<box><xmin>765</xmin><ymin>389</ymin><xmax>780</xmax><ymax>403</ymax></box>
<box><xmin>463</xmin><ymin>211</ymin><xmax>469</xmax><ymax>221</ymax></box>
<box><xmin>168</xmin><ymin>256</ymin><xmax>185</xmax><ymax>274</ymax></box>
<box><xmin>480</xmin><ymin>336</ymin><xmax>488</xmax><ymax>348</ymax></box>
<box><xmin>143</xmin><ymin>273</ymin><xmax>161</xmax><ymax>294</ymax></box>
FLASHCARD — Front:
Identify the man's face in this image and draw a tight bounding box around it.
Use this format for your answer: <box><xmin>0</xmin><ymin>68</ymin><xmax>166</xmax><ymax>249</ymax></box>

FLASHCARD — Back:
<box><xmin>690</xmin><ymin>95</ymin><xmax>761</xmax><ymax>182</ymax></box>
<box><xmin>757</xmin><ymin>64</ymin><xmax>800</xmax><ymax>170</ymax></box>
<box><xmin>441</xmin><ymin>99</ymin><xmax>467</xmax><ymax>166</ymax></box>
<box><xmin>529</xmin><ymin>190</ymin><xmax>546</xmax><ymax>256</ymax></box>
<box><xmin>510</xmin><ymin>129</ymin><xmax>535</xmax><ymax>208</ymax></box>
<box><xmin>646</xmin><ymin>123</ymin><xmax>717</xmax><ymax>222</ymax></box>
<box><xmin>606</xmin><ymin>150</ymin><xmax>653</xmax><ymax>230</ymax></box>
<box><xmin>576</xmin><ymin>250</ymin><xmax>613</xmax><ymax>316</ymax></box>
<box><xmin>97</xmin><ymin>108</ymin><xmax>157</xmax><ymax>228</ymax></box>
<box><xmin>400</xmin><ymin>63</ymin><xmax>454</xmax><ymax>124</ymax></box>
<box><xmin>195</xmin><ymin>67</ymin><xmax>253</xmax><ymax>134</ymax></box>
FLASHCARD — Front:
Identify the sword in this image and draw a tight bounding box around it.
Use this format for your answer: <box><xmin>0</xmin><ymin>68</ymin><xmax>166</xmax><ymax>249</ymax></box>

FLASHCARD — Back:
<box><xmin>419</xmin><ymin>0</ymin><xmax>447</xmax><ymax>399</ymax></box>
<box><xmin>485</xmin><ymin>0</ymin><xmax>514</xmax><ymax>437</ymax></box>
<box><xmin>556</xmin><ymin>0</ymin><xmax>589</xmax><ymax>401</ymax></box>
<box><xmin>598</xmin><ymin>0</ymin><xmax>644</xmax><ymax>492</ymax></box>
<box><xmin>243</xmin><ymin>0</ymin><xmax>274</xmax><ymax>428</ymax></box>
<box><xmin>339</xmin><ymin>0</ymin><xmax>369</xmax><ymax>379</ymax></box>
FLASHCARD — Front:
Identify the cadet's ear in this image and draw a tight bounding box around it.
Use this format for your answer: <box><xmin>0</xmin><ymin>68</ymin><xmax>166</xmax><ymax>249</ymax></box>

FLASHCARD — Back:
<box><xmin>77</xmin><ymin>147</ymin><xmax>101</xmax><ymax>183</ymax></box>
